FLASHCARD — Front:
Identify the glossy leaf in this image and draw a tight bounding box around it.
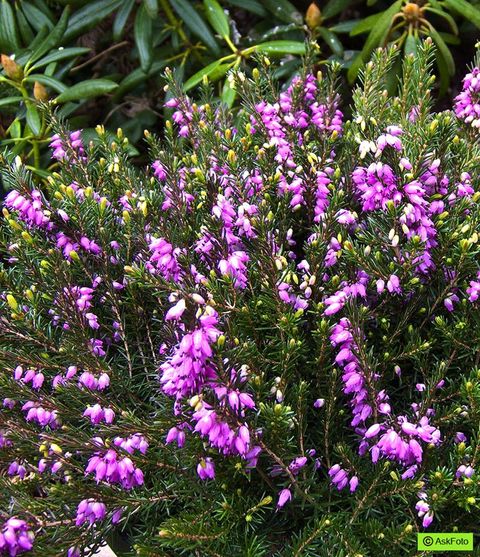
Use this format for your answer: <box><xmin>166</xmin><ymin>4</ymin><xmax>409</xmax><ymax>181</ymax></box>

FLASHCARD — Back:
<box><xmin>224</xmin><ymin>0</ymin><xmax>266</xmax><ymax>16</ymax></box>
<box><xmin>262</xmin><ymin>0</ymin><xmax>302</xmax><ymax>24</ymax></box>
<box><xmin>134</xmin><ymin>4</ymin><xmax>153</xmax><ymax>72</ymax></box>
<box><xmin>221</xmin><ymin>77</ymin><xmax>236</xmax><ymax>107</ymax></box>
<box><xmin>348</xmin><ymin>0</ymin><xmax>402</xmax><ymax>82</ymax></box>
<box><xmin>15</xmin><ymin>7</ymin><xmax>35</xmax><ymax>45</ymax></box>
<box><xmin>204</xmin><ymin>0</ymin><xmax>230</xmax><ymax>39</ymax></box>
<box><xmin>113</xmin><ymin>59</ymin><xmax>168</xmax><ymax>100</ymax></box>
<box><xmin>31</xmin><ymin>47</ymin><xmax>91</xmax><ymax>70</ymax></box>
<box><xmin>28</xmin><ymin>7</ymin><xmax>71</xmax><ymax>66</ymax></box>
<box><xmin>113</xmin><ymin>0</ymin><xmax>135</xmax><ymax>41</ymax></box>
<box><xmin>425</xmin><ymin>7</ymin><xmax>458</xmax><ymax>35</ymax></box>
<box><xmin>350</xmin><ymin>13</ymin><xmax>382</xmax><ymax>36</ymax></box>
<box><xmin>317</xmin><ymin>27</ymin><xmax>343</xmax><ymax>56</ymax></box>
<box><xmin>55</xmin><ymin>79</ymin><xmax>118</xmax><ymax>102</ymax></box>
<box><xmin>444</xmin><ymin>0</ymin><xmax>480</xmax><ymax>29</ymax></box>
<box><xmin>144</xmin><ymin>0</ymin><xmax>159</xmax><ymax>18</ymax></box>
<box><xmin>169</xmin><ymin>0</ymin><xmax>220</xmax><ymax>56</ymax></box>
<box><xmin>184</xmin><ymin>59</ymin><xmax>232</xmax><ymax>91</ymax></box>
<box><xmin>404</xmin><ymin>34</ymin><xmax>418</xmax><ymax>57</ymax></box>
<box><xmin>20</xmin><ymin>2</ymin><xmax>54</xmax><ymax>32</ymax></box>
<box><xmin>0</xmin><ymin>96</ymin><xmax>23</xmax><ymax>108</ymax></box>
<box><xmin>64</xmin><ymin>0</ymin><xmax>123</xmax><ymax>41</ymax></box>
<box><xmin>330</xmin><ymin>20</ymin><xmax>357</xmax><ymax>34</ymax></box>
<box><xmin>0</xmin><ymin>0</ymin><xmax>20</xmax><ymax>51</ymax></box>
<box><xmin>322</xmin><ymin>0</ymin><xmax>352</xmax><ymax>20</ymax></box>
<box><xmin>25</xmin><ymin>103</ymin><xmax>41</xmax><ymax>136</ymax></box>
<box><xmin>429</xmin><ymin>25</ymin><xmax>455</xmax><ymax>76</ymax></box>
<box><xmin>254</xmin><ymin>40</ymin><xmax>306</xmax><ymax>55</ymax></box>
<box><xmin>24</xmin><ymin>74</ymin><xmax>67</xmax><ymax>93</ymax></box>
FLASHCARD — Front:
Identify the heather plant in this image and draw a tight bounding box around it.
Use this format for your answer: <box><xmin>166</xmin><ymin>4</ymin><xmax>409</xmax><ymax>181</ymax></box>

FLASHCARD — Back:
<box><xmin>2</xmin><ymin>40</ymin><xmax>480</xmax><ymax>556</ymax></box>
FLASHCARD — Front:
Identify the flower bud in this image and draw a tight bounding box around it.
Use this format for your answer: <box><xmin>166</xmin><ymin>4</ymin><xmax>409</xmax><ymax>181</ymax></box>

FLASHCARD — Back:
<box><xmin>1</xmin><ymin>54</ymin><xmax>23</xmax><ymax>80</ymax></box>
<box><xmin>305</xmin><ymin>2</ymin><xmax>322</xmax><ymax>29</ymax></box>
<box><xmin>33</xmin><ymin>81</ymin><xmax>48</xmax><ymax>101</ymax></box>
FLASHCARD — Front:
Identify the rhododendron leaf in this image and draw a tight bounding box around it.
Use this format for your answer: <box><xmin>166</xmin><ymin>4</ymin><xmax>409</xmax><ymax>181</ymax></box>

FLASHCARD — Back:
<box><xmin>144</xmin><ymin>0</ymin><xmax>159</xmax><ymax>19</ymax></box>
<box><xmin>24</xmin><ymin>74</ymin><xmax>67</xmax><ymax>93</ymax></box>
<box><xmin>169</xmin><ymin>0</ymin><xmax>220</xmax><ymax>56</ymax></box>
<box><xmin>349</xmin><ymin>13</ymin><xmax>382</xmax><ymax>36</ymax></box>
<box><xmin>0</xmin><ymin>0</ymin><xmax>20</xmax><ymax>51</ymax></box>
<box><xmin>55</xmin><ymin>79</ymin><xmax>118</xmax><ymax>102</ymax></box>
<box><xmin>348</xmin><ymin>0</ymin><xmax>402</xmax><ymax>82</ymax></box>
<box><xmin>0</xmin><ymin>96</ymin><xmax>23</xmax><ymax>108</ymax></box>
<box><xmin>404</xmin><ymin>34</ymin><xmax>418</xmax><ymax>57</ymax></box>
<box><xmin>429</xmin><ymin>26</ymin><xmax>455</xmax><ymax>76</ymax></box>
<box><xmin>317</xmin><ymin>27</ymin><xmax>343</xmax><ymax>56</ymax></box>
<box><xmin>204</xmin><ymin>0</ymin><xmax>230</xmax><ymax>40</ymax></box>
<box><xmin>64</xmin><ymin>0</ymin><xmax>123</xmax><ymax>41</ymax></box>
<box><xmin>20</xmin><ymin>1</ymin><xmax>54</xmax><ymax>32</ymax></box>
<box><xmin>28</xmin><ymin>6</ymin><xmax>70</xmax><ymax>65</ymax></box>
<box><xmin>262</xmin><ymin>0</ymin><xmax>302</xmax><ymax>24</ymax></box>
<box><xmin>113</xmin><ymin>0</ymin><xmax>135</xmax><ymax>41</ymax></box>
<box><xmin>444</xmin><ymin>0</ymin><xmax>480</xmax><ymax>29</ymax></box>
<box><xmin>25</xmin><ymin>103</ymin><xmax>41</xmax><ymax>137</ymax></box>
<box><xmin>15</xmin><ymin>6</ymin><xmax>35</xmax><ymax>44</ymax></box>
<box><xmin>30</xmin><ymin>47</ymin><xmax>90</xmax><ymax>70</ymax></box>
<box><xmin>134</xmin><ymin>4</ymin><xmax>153</xmax><ymax>72</ymax></box>
<box><xmin>322</xmin><ymin>0</ymin><xmax>352</xmax><ymax>20</ymax></box>
<box><xmin>224</xmin><ymin>0</ymin><xmax>266</xmax><ymax>16</ymax></box>
<box><xmin>254</xmin><ymin>40</ymin><xmax>306</xmax><ymax>55</ymax></box>
<box><xmin>183</xmin><ymin>60</ymin><xmax>231</xmax><ymax>91</ymax></box>
<box><xmin>221</xmin><ymin>77</ymin><xmax>236</xmax><ymax>107</ymax></box>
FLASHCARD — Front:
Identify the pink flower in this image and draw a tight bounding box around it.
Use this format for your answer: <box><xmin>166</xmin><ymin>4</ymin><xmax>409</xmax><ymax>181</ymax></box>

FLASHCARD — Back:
<box><xmin>277</xmin><ymin>488</ymin><xmax>292</xmax><ymax>508</ymax></box>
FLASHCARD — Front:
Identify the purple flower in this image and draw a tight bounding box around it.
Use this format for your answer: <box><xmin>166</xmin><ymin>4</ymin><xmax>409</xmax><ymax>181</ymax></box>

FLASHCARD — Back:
<box><xmin>0</xmin><ymin>517</ymin><xmax>34</xmax><ymax>555</ymax></box>
<box><xmin>75</xmin><ymin>499</ymin><xmax>107</xmax><ymax>526</ymax></box>
<box><xmin>197</xmin><ymin>457</ymin><xmax>215</xmax><ymax>480</ymax></box>
<box><xmin>277</xmin><ymin>488</ymin><xmax>292</xmax><ymax>508</ymax></box>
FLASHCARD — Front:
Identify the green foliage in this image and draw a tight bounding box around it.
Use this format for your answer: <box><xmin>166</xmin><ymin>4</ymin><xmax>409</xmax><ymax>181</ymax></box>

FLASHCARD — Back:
<box><xmin>2</xmin><ymin>42</ymin><xmax>480</xmax><ymax>556</ymax></box>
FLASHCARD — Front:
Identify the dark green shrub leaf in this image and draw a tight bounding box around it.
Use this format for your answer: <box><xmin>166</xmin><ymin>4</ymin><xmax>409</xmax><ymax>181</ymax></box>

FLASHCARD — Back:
<box><xmin>30</xmin><ymin>47</ymin><xmax>90</xmax><ymax>70</ymax></box>
<box><xmin>134</xmin><ymin>4</ymin><xmax>153</xmax><ymax>72</ymax></box>
<box><xmin>221</xmin><ymin>77</ymin><xmax>236</xmax><ymax>107</ymax></box>
<box><xmin>317</xmin><ymin>27</ymin><xmax>343</xmax><ymax>56</ymax></box>
<box><xmin>444</xmin><ymin>0</ymin><xmax>480</xmax><ymax>29</ymax></box>
<box><xmin>348</xmin><ymin>0</ymin><xmax>402</xmax><ymax>82</ymax></box>
<box><xmin>253</xmin><ymin>40</ymin><xmax>306</xmax><ymax>55</ymax></box>
<box><xmin>204</xmin><ymin>0</ymin><xmax>230</xmax><ymax>39</ymax></box>
<box><xmin>350</xmin><ymin>13</ymin><xmax>382</xmax><ymax>36</ymax></box>
<box><xmin>113</xmin><ymin>0</ymin><xmax>135</xmax><ymax>41</ymax></box>
<box><xmin>0</xmin><ymin>0</ymin><xmax>20</xmax><ymax>52</ymax></box>
<box><xmin>15</xmin><ymin>7</ymin><xmax>35</xmax><ymax>45</ymax></box>
<box><xmin>0</xmin><ymin>96</ymin><xmax>23</xmax><ymax>108</ymax></box>
<box><xmin>55</xmin><ymin>79</ymin><xmax>118</xmax><ymax>102</ymax></box>
<box><xmin>262</xmin><ymin>0</ymin><xmax>302</xmax><ymax>24</ymax></box>
<box><xmin>25</xmin><ymin>102</ymin><xmax>41</xmax><ymax>136</ymax></box>
<box><xmin>144</xmin><ymin>0</ymin><xmax>159</xmax><ymax>18</ymax></box>
<box><xmin>224</xmin><ymin>0</ymin><xmax>266</xmax><ymax>16</ymax></box>
<box><xmin>24</xmin><ymin>74</ymin><xmax>68</xmax><ymax>93</ymax></box>
<box><xmin>28</xmin><ymin>6</ymin><xmax>70</xmax><ymax>66</ymax></box>
<box><xmin>64</xmin><ymin>0</ymin><xmax>123</xmax><ymax>41</ymax></box>
<box><xmin>20</xmin><ymin>1</ymin><xmax>54</xmax><ymax>32</ymax></box>
<box><xmin>169</xmin><ymin>0</ymin><xmax>220</xmax><ymax>56</ymax></box>
<box><xmin>404</xmin><ymin>34</ymin><xmax>418</xmax><ymax>57</ymax></box>
<box><xmin>322</xmin><ymin>0</ymin><xmax>352</xmax><ymax>20</ymax></box>
<box><xmin>330</xmin><ymin>20</ymin><xmax>357</xmax><ymax>33</ymax></box>
<box><xmin>429</xmin><ymin>26</ymin><xmax>455</xmax><ymax>76</ymax></box>
<box><xmin>184</xmin><ymin>59</ymin><xmax>232</xmax><ymax>91</ymax></box>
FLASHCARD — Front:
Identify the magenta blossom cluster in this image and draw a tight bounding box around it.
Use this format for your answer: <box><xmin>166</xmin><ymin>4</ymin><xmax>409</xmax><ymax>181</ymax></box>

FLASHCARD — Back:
<box><xmin>454</xmin><ymin>66</ymin><xmax>480</xmax><ymax>127</ymax></box>
<box><xmin>0</xmin><ymin>518</ymin><xmax>34</xmax><ymax>556</ymax></box>
<box><xmin>85</xmin><ymin>440</ymin><xmax>144</xmax><ymax>489</ymax></box>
